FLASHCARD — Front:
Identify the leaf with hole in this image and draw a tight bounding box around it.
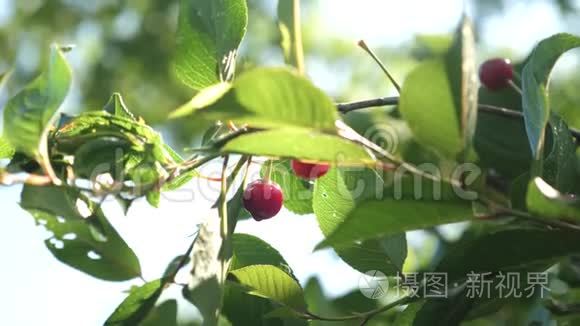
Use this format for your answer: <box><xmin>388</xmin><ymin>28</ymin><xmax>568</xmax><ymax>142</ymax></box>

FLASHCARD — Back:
<box><xmin>20</xmin><ymin>185</ymin><xmax>142</xmax><ymax>281</ymax></box>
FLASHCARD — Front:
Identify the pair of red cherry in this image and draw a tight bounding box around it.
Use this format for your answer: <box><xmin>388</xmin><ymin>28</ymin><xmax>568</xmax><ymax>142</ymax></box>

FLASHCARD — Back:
<box><xmin>243</xmin><ymin>160</ymin><xmax>329</xmax><ymax>221</ymax></box>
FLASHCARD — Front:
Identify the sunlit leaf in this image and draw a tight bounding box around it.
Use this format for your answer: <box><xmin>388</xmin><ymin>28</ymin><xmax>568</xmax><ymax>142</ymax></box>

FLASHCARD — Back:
<box><xmin>229</xmin><ymin>265</ymin><xmax>307</xmax><ymax>311</ymax></box>
<box><xmin>3</xmin><ymin>45</ymin><xmax>71</xmax><ymax>157</ymax></box>
<box><xmin>222</xmin><ymin>128</ymin><xmax>373</xmax><ymax>164</ymax></box>
<box><xmin>526</xmin><ymin>177</ymin><xmax>580</xmax><ymax>221</ymax></box>
<box><xmin>313</xmin><ymin>168</ymin><xmax>408</xmax><ymax>275</ymax></box>
<box><xmin>173</xmin><ymin>0</ymin><xmax>248</xmax><ymax>89</ymax></box>
<box><xmin>315</xmin><ymin>169</ymin><xmax>473</xmax><ymax>249</ymax></box>
<box><xmin>172</xmin><ymin>68</ymin><xmax>339</xmax><ymax>132</ymax></box>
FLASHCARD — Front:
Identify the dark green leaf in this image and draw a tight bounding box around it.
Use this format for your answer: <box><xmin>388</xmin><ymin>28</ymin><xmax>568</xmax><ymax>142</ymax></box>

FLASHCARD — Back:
<box><xmin>223</xmin><ymin>281</ymin><xmax>290</xmax><ymax>326</ymax></box>
<box><xmin>173</xmin><ymin>0</ymin><xmax>248</xmax><ymax>89</ymax></box>
<box><xmin>393</xmin><ymin>300</ymin><xmax>426</xmax><ymax>325</ymax></box>
<box><xmin>141</xmin><ymin>300</ymin><xmax>178</xmax><ymax>326</ymax></box>
<box><xmin>222</xmin><ymin>128</ymin><xmax>373</xmax><ymax>164</ymax></box>
<box><xmin>229</xmin><ymin>265</ymin><xmax>307</xmax><ymax>312</ymax></box>
<box><xmin>172</xmin><ymin>68</ymin><xmax>339</xmax><ymax>132</ymax></box>
<box><xmin>543</xmin><ymin>115</ymin><xmax>576</xmax><ymax>193</ymax></box>
<box><xmin>526</xmin><ymin>177</ymin><xmax>580</xmax><ymax>221</ymax></box>
<box><xmin>261</xmin><ymin>160</ymin><xmax>313</xmax><ymax>215</ymax></box>
<box><xmin>230</xmin><ymin>233</ymin><xmax>295</xmax><ymax>279</ymax></box>
<box><xmin>436</xmin><ymin>227</ymin><xmax>580</xmax><ymax>282</ymax></box>
<box><xmin>21</xmin><ymin>186</ymin><xmax>142</xmax><ymax>281</ymax></box>
<box><xmin>105</xmin><ymin>280</ymin><xmax>163</xmax><ymax>325</ymax></box>
<box><xmin>3</xmin><ymin>45</ymin><xmax>72</xmax><ymax>157</ymax></box>
<box><xmin>474</xmin><ymin>110</ymin><xmax>532</xmax><ymax>178</ymax></box>
<box><xmin>73</xmin><ymin>137</ymin><xmax>131</xmax><ymax>180</ymax></box>
<box><xmin>521</xmin><ymin>33</ymin><xmax>580</xmax><ymax>159</ymax></box>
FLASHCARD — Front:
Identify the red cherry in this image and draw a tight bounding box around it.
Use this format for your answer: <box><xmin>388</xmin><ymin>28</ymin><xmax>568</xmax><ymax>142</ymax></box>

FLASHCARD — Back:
<box><xmin>291</xmin><ymin>160</ymin><xmax>330</xmax><ymax>180</ymax></box>
<box><xmin>243</xmin><ymin>180</ymin><xmax>284</xmax><ymax>221</ymax></box>
<box><xmin>479</xmin><ymin>58</ymin><xmax>514</xmax><ymax>91</ymax></box>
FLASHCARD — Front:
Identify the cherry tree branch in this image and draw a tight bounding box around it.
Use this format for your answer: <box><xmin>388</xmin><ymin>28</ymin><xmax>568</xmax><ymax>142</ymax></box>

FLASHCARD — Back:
<box><xmin>336</xmin><ymin>96</ymin><xmax>580</xmax><ymax>141</ymax></box>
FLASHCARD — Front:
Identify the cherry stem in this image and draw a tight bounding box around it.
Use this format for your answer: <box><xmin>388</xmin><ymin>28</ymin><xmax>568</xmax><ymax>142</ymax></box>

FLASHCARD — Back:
<box><xmin>358</xmin><ymin>40</ymin><xmax>401</xmax><ymax>93</ymax></box>
<box><xmin>264</xmin><ymin>160</ymin><xmax>274</xmax><ymax>183</ymax></box>
<box><xmin>508</xmin><ymin>80</ymin><xmax>523</xmax><ymax>95</ymax></box>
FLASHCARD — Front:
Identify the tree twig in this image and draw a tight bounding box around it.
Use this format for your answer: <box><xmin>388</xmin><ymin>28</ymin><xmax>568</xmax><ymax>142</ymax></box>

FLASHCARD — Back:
<box><xmin>335</xmin><ymin>96</ymin><xmax>580</xmax><ymax>141</ymax></box>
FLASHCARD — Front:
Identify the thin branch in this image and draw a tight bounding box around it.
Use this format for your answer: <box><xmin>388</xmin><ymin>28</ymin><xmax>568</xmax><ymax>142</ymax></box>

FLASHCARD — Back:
<box><xmin>335</xmin><ymin>96</ymin><xmax>580</xmax><ymax>141</ymax></box>
<box><xmin>337</xmin><ymin>96</ymin><xmax>399</xmax><ymax>113</ymax></box>
<box><xmin>358</xmin><ymin>40</ymin><xmax>401</xmax><ymax>93</ymax></box>
<box><xmin>303</xmin><ymin>295</ymin><xmax>416</xmax><ymax>324</ymax></box>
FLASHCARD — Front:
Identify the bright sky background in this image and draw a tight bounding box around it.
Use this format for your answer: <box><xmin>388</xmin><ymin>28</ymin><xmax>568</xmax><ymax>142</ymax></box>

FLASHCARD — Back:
<box><xmin>1</xmin><ymin>0</ymin><xmax>580</xmax><ymax>325</ymax></box>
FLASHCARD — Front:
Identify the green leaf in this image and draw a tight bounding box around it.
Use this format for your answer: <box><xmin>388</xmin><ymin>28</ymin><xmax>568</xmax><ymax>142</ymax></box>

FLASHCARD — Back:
<box><xmin>72</xmin><ymin>137</ymin><xmax>131</xmax><ymax>181</ymax></box>
<box><xmin>222</xmin><ymin>128</ymin><xmax>373</xmax><ymax>164</ymax></box>
<box><xmin>474</xmin><ymin>110</ymin><xmax>532</xmax><ymax>178</ymax></box>
<box><xmin>436</xmin><ymin>227</ymin><xmax>580</xmax><ymax>282</ymax></box>
<box><xmin>104</xmin><ymin>93</ymin><xmax>137</xmax><ymax>121</ymax></box>
<box><xmin>312</xmin><ymin>168</ymin><xmax>408</xmax><ymax>275</ymax></box>
<box><xmin>399</xmin><ymin>60</ymin><xmax>463</xmax><ymax>159</ymax></box>
<box><xmin>222</xmin><ymin>281</ymin><xmax>292</xmax><ymax>326</ymax></box>
<box><xmin>526</xmin><ymin>177</ymin><xmax>580</xmax><ymax>221</ymax></box>
<box><xmin>141</xmin><ymin>300</ymin><xmax>178</xmax><ymax>326</ymax></box>
<box><xmin>277</xmin><ymin>0</ymin><xmax>304</xmax><ymax>73</ymax></box>
<box><xmin>444</xmin><ymin>15</ymin><xmax>478</xmax><ymax>161</ymax></box>
<box><xmin>230</xmin><ymin>233</ymin><xmax>295</xmax><ymax>280</ymax></box>
<box><xmin>315</xmin><ymin>168</ymin><xmax>473</xmax><ymax>250</ymax></box>
<box><xmin>0</xmin><ymin>136</ymin><xmax>15</xmax><ymax>160</ymax></box>
<box><xmin>172</xmin><ymin>68</ymin><xmax>339</xmax><ymax>132</ymax></box>
<box><xmin>105</xmin><ymin>280</ymin><xmax>164</xmax><ymax>325</ymax></box>
<box><xmin>261</xmin><ymin>160</ymin><xmax>313</xmax><ymax>215</ymax></box>
<box><xmin>543</xmin><ymin>115</ymin><xmax>577</xmax><ymax>193</ymax></box>
<box><xmin>393</xmin><ymin>300</ymin><xmax>426</xmax><ymax>326</ymax></box>
<box><xmin>521</xmin><ymin>33</ymin><xmax>580</xmax><ymax>160</ymax></box>
<box><xmin>21</xmin><ymin>186</ymin><xmax>142</xmax><ymax>281</ymax></box>
<box><xmin>173</xmin><ymin>0</ymin><xmax>248</xmax><ymax>90</ymax></box>
<box><xmin>400</xmin><ymin>17</ymin><xmax>477</xmax><ymax>161</ymax></box>
<box><xmin>3</xmin><ymin>44</ymin><xmax>72</xmax><ymax>157</ymax></box>
<box><xmin>229</xmin><ymin>265</ymin><xmax>307</xmax><ymax>312</ymax></box>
